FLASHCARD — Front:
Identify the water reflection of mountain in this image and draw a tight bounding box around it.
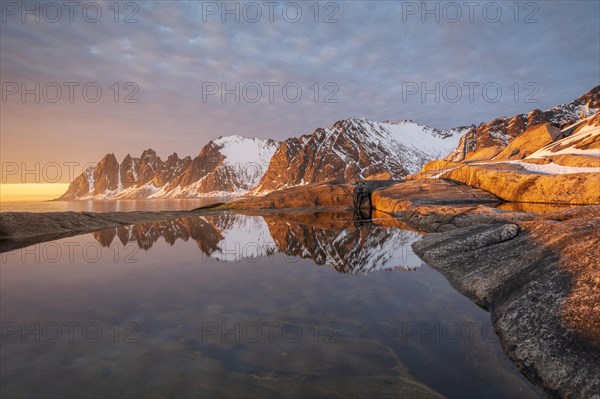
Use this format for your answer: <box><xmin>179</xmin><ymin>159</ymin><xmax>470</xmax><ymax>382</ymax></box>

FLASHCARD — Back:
<box><xmin>93</xmin><ymin>212</ymin><xmax>422</xmax><ymax>274</ymax></box>
<box><xmin>93</xmin><ymin>217</ymin><xmax>223</xmax><ymax>255</ymax></box>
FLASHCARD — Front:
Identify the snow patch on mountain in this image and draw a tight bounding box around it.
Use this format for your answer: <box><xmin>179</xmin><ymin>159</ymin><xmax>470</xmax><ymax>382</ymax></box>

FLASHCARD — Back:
<box><xmin>214</xmin><ymin>135</ymin><xmax>277</xmax><ymax>169</ymax></box>
<box><xmin>498</xmin><ymin>160</ymin><xmax>600</xmax><ymax>175</ymax></box>
<box><xmin>363</xmin><ymin>119</ymin><xmax>468</xmax><ymax>173</ymax></box>
<box><xmin>528</xmin><ymin>118</ymin><xmax>600</xmax><ymax>159</ymax></box>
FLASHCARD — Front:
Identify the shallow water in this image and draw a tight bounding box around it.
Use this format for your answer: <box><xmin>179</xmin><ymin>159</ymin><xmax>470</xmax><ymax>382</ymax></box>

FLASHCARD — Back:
<box><xmin>0</xmin><ymin>212</ymin><xmax>544</xmax><ymax>398</ymax></box>
<box><xmin>0</xmin><ymin>198</ymin><xmax>232</xmax><ymax>213</ymax></box>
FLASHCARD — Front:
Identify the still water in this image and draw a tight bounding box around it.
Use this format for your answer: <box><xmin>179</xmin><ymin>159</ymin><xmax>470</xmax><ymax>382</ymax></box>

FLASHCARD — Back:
<box><xmin>0</xmin><ymin>198</ymin><xmax>576</xmax><ymax>215</ymax></box>
<box><xmin>0</xmin><ymin>198</ymin><xmax>231</xmax><ymax>213</ymax></box>
<box><xmin>0</xmin><ymin>212</ymin><xmax>543</xmax><ymax>398</ymax></box>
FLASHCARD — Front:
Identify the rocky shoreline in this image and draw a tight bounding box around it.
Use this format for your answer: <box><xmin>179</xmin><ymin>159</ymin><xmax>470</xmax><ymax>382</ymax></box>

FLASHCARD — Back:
<box><xmin>372</xmin><ymin>179</ymin><xmax>600</xmax><ymax>398</ymax></box>
<box><xmin>1</xmin><ymin>179</ymin><xmax>598</xmax><ymax>398</ymax></box>
<box><xmin>412</xmin><ymin>208</ymin><xmax>600</xmax><ymax>399</ymax></box>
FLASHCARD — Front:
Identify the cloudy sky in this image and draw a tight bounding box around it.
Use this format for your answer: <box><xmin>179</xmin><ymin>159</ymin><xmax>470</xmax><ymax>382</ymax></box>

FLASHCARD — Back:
<box><xmin>1</xmin><ymin>0</ymin><xmax>599</xmax><ymax>182</ymax></box>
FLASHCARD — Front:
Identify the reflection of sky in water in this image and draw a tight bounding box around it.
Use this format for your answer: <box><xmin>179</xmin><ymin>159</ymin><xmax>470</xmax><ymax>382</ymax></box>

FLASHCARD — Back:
<box><xmin>0</xmin><ymin>198</ymin><xmax>233</xmax><ymax>213</ymax></box>
<box><xmin>1</xmin><ymin>214</ymin><xmax>543</xmax><ymax>398</ymax></box>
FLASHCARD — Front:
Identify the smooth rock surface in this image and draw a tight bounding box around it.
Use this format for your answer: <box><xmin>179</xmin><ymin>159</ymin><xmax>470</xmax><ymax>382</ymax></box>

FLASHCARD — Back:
<box><xmin>493</xmin><ymin>123</ymin><xmax>561</xmax><ymax>160</ymax></box>
<box><xmin>443</xmin><ymin>163</ymin><xmax>600</xmax><ymax>204</ymax></box>
<box><xmin>412</xmin><ymin>206</ymin><xmax>600</xmax><ymax>398</ymax></box>
<box><xmin>369</xmin><ymin>179</ymin><xmax>535</xmax><ymax>232</ymax></box>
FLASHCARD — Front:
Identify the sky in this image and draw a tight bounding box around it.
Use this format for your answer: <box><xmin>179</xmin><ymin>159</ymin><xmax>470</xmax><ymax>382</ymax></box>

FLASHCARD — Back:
<box><xmin>1</xmin><ymin>0</ymin><xmax>599</xmax><ymax>183</ymax></box>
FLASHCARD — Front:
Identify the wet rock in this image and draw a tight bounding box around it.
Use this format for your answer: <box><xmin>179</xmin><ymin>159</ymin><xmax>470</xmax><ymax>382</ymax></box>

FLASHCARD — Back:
<box><xmin>371</xmin><ymin>179</ymin><xmax>501</xmax><ymax>213</ymax></box>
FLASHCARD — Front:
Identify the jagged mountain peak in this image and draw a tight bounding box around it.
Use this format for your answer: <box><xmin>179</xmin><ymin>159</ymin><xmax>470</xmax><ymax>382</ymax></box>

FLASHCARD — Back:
<box><xmin>59</xmin><ymin>136</ymin><xmax>280</xmax><ymax>200</ymax></box>
<box><xmin>98</xmin><ymin>152</ymin><xmax>118</xmax><ymax>164</ymax></box>
<box><xmin>140</xmin><ymin>148</ymin><xmax>159</xmax><ymax>159</ymax></box>
<box><xmin>165</xmin><ymin>152</ymin><xmax>186</xmax><ymax>162</ymax></box>
<box><xmin>59</xmin><ymin>86</ymin><xmax>599</xmax><ymax>200</ymax></box>
<box><xmin>252</xmin><ymin>117</ymin><xmax>468</xmax><ymax>194</ymax></box>
<box><xmin>58</xmin><ymin>118</ymin><xmax>466</xmax><ymax>199</ymax></box>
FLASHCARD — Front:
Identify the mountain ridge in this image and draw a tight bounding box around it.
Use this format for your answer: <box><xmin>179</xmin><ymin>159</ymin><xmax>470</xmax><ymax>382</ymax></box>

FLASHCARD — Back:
<box><xmin>58</xmin><ymin>119</ymin><xmax>466</xmax><ymax>199</ymax></box>
<box><xmin>58</xmin><ymin>86</ymin><xmax>599</xmax><ymax>200</ymax></box>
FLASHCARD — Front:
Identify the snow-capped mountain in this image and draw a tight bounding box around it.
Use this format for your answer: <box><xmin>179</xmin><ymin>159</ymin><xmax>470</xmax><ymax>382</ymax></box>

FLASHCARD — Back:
<box><xmin>149</xmin><ymin>135</ymin><xmax>278</xmax><ymax>198</ymax></box>
<box><xmin>252</xmin><ymin>118</ymin><xmax>469</xmax><ymax>194</ymax></box>
<box><xmin>59</xmin><ymin>86</ymin><xmax>600</xmax><ymax>200</ymax></box>
<box><xmin>59</xmin><ymin>120</ymin><xmax>467</xmax><ymax>199</ymax></box>
<box><xmin>445</xmin><ymin>86</ymin><xmax>599</xmax><ymax>162</ymax></box>
<box><xmin>59</xmin><ymin>136</ymin><xmax>278</xmax><ymax>199</ymax></box>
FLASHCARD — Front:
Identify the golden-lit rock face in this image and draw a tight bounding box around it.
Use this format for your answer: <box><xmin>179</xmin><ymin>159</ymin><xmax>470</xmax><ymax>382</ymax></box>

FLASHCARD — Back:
<box><xmin>532</xmin><ymin>112</ymin><xmax>600</xmax><ymax>156</ymax></box>
<box><xmin>463</xmin><ymin>145</ymin><xmax>503</xmax><ymax>161</ymax></box>
<box><xmin>496</xmin><ymin>201</ymin><xmax>578</xmax><ymax>214</ymax></box>
<box><xmin>404</xmin><ymin>160</ymin><xmax>461</xmax><ymax>180</ymax></box>
<box><xmin>419</xmin><ymin>160</ymin><xmax>461</xmax><ymax>173</ymax></box>
<box><xmin>442</xmin><ymin>164</ymin><xmax>600</xmax><ymax>205</ymax></box>
<box><xmin>535</xmin><ymin>154</ymin><xmax>600</xmax><ymax>168</ymax></box>
<box><xmin>445</xmin><ymin>87</ymin><xmax>600</xmax><ymax>162</ymax></box>
<box><xmin>371</xmin><ymin>179</ymin><xmax>500</xmax><ymax>216</ymax></box>
<box><xmin>426</xmin><ymin>112</ymin><xmax>600</xmax><ymax>206</ymax></box>
<box><xmin>364</xmin><ymin>171</ymin><xmax>393</xmax><ymax>180</ymax></box>
<box><xmin>217</xmin><ymin>182</ymin><xmax>356</xmax><ymax>210</ymax></box>
<box><xmin>493</xmin><ymin>123</ymin><xmax>561</xmax><ymax>160</ymax></box>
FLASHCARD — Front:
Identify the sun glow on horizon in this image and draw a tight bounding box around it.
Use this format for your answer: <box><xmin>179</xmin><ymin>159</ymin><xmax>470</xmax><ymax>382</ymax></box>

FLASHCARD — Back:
<box><xmin>0</xmin><ymin>183</ymin><xmax>69</xmax><ymax>203</ymax></box>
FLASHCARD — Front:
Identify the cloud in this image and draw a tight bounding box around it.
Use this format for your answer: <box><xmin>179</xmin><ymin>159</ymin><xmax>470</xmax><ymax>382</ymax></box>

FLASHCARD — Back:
<box><xmin>1</xmin><ymin>0</ymin><xmax>598</xmax><ymax>173</ymax></box>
